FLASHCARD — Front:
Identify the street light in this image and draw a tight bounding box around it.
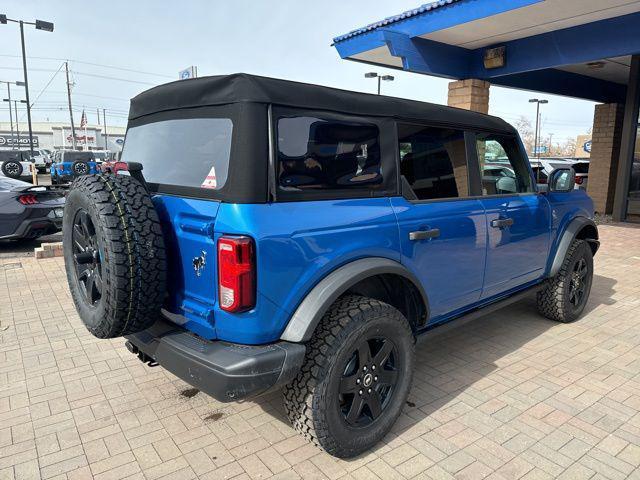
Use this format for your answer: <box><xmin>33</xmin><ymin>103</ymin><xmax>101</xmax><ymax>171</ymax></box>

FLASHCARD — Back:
<box><xmin>3</xmin><ymin>98</ymin><xmax>28</xmax><ymax>149</ymax></box>
<box><xmin>529</xmin><ymin>98</ymin><xmax>548</xmax><ymax>159</ymax></box>
<box><xmin>365</xmin><ymin>72</ymin><xmax>395</xmax><ymax>95</ymax></box>
<box><xmin>0</xmin><ymin>80</ymin><xmax>22</xmax><ymax>147</ymax></box>
<box><xmin>1</xmin><ymin>14</ymin><xmax>55</xmax><ymax>159</ymax></box>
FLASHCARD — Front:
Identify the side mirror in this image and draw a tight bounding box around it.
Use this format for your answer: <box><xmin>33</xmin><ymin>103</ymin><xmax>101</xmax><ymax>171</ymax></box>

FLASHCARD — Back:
<box><xmin>548</xmin><ymin>168</ymin><xmax>575</xmax><ymax>193</ymax></box>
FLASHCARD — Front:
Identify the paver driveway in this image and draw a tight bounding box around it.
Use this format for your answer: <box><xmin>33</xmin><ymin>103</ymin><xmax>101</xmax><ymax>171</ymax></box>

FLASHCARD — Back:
<box><xmin>1</xmin><ymin>224</ymin><xmax>640</xmax><ymax>480</ymax></box>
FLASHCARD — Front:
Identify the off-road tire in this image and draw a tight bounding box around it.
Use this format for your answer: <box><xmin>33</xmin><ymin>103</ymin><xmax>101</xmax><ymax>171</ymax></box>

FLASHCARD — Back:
<box><xmin>537</xmin><ymin>239</ymin><xmax>593</xmax><ymax>323</ymax></box>
<box><xmin>63</xmin><ymin>174</ymin><xmax>166</xmax><ymax>338</ymax></box>
<box><xmin>284</xmin><ymin>295</ymin><xmax>414</xmax><ymax>458</ymax></box>
<box><xmin>2</xmin><ymin>160</ymin><xmax>23</xmax><ymax>178</ymax></box>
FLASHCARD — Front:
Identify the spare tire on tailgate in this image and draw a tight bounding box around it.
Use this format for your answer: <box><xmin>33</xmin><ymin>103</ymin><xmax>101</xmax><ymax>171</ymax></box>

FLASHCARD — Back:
<box><xmin>63</xmin><ymin>174</ymin><xmax>167</xmax><ymax>338</ymax></box>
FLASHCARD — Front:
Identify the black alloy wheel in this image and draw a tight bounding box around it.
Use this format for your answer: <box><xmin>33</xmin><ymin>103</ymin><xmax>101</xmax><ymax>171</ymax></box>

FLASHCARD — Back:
<box><xmin>72</xmin><ymin>209</ymin><xmax>103</xmax><ymax>307</ymax></box>
<box><xmin>339</xmin><ymin>336</ymin><xmax>399</xmax><ymax>427</ymax></box>
<box><xmin>569</xmin><ymin>257</ymin><xmax>588</xmax><ymax>308</ymax></box>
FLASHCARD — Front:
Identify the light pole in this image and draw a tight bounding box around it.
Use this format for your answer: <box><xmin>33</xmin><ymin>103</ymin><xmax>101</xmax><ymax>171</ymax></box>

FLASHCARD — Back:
<box><xmin>528</xmin><ymin>98</ymin><xmax>548</xmax><ymax>158</ymax></box>
<box><xmin>1</xmin><ymin>15</ymin><xmax>54</xmax><ymax>159</ymax></box>
<box><xmin>3</xmin><ymin>98</ymin><xmax>27</xmax><ymax>148</ymax></box>
<box><xmin>365</xmin><ymin>72</ymin><xmax>395</xmax><ymax>95</ymax></box>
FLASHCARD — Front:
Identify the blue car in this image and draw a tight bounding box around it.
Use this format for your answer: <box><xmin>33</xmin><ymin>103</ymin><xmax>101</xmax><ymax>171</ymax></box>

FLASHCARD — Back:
<box><xmin>62</xmin><ymin>74</ymin><xmax>599</xmax><ymax>458</ymax></box>
<box><xmin>50</xmin><ymin>151</ymin><xmax>99</xmax><ymax>185</ymax></box>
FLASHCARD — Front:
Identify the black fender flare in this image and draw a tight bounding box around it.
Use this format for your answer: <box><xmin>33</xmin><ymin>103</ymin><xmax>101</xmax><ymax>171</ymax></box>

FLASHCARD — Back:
<box><xmin>280</xmin><ymin>257</ymin><xmax>429</xmax><ymax>343</ymax></box>
<box><xmin>549</xmin><ymin>217</ymin><xmax>599</xmax><ymax>277</ymax></box>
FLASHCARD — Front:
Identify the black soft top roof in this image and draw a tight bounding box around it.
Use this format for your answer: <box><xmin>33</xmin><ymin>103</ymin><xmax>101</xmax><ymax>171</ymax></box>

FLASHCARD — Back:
<box><xmin>129</xmin><ymin>73</ymin><xmax>515</xmax><ymax>134</ymax></box>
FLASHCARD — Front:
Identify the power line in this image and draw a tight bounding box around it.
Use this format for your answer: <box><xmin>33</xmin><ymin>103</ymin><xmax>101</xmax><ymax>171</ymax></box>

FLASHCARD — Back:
<box><xmin>0</xmin><ymin>66</ymin><xmax>157</xmax><ymax>86</ymax></box>
<box><xmin>0</xmin><ymin>54</ymin><xmax>173</xmax><ymax>79</ymax></box>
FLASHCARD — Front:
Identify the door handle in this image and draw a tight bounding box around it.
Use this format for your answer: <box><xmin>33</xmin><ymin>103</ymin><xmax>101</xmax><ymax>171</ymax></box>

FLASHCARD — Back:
<box><xmin>409</xmin><ymin>228</ymin><xmax>440</xmax><ymax>241</ymax></box>
<box><xmin>490</xmin><ymin>217</ymin><xmax>514</xmax><ymax>228</ymax></box>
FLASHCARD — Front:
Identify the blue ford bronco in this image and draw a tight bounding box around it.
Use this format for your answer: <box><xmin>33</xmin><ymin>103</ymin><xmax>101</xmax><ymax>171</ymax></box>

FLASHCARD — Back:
<box><xmin>51</xmin><ymin>151</ymin><xmax>99</xmax><ymax>185</ymax></box>
<box><xmin>63</xmin><ymin>74</ymin><xmax>599</xmax><ymax>457</ymax></box>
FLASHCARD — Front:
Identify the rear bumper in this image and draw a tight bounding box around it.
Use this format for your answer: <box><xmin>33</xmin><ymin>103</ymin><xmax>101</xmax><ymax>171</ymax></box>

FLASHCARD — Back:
<box><xmin>125</xmin><ymin>317</ymin><xmax>306</xmax><ymax>402</ymax></box>
<box><xmin>0</xmin><ymin>215</ymin><xmax>62</xmax><ymax>240</ymax></box>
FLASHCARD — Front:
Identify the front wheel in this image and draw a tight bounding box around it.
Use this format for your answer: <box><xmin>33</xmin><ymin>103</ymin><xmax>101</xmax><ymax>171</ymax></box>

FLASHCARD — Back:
<box><xmin>284</xmin><ymin>295</ymin><xmax>414</xmax><ymax>458</ymax></box>
<box><xmin>537</xmin><ymin>239</ymin><xmax>594</xmax><ymax>323</ymax></box>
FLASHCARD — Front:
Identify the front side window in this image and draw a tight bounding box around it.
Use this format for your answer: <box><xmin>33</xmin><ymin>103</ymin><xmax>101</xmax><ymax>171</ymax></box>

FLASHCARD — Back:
<box><xmin>276</xmin><ymin>115</ymin><xmax>382</xmax><ymax>193</ymax></box>
<box><xmin>121</xmin><ymin>117</ymin><xmax>233</xmax><ymax>190</ymax></box>
<box><xmin>476</xmin><ymin>134</ymin><xmax>533</xmax><ymax>195</ymax></box>
<box><xmin>398</xmin><ymin>124</ymin><xmax>469</xmax><ymax>200</ymax></box>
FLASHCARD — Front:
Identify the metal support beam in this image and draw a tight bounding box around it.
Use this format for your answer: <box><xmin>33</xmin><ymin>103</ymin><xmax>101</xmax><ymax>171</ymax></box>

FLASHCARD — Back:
<box><xmin>612</xmin><ymin>55</ymin><xmax>640</xmax><ymax>222</ymax></box>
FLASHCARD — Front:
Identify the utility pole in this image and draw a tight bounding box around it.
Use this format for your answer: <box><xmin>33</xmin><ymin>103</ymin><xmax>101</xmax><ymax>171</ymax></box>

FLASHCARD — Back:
<box><xmin>18</xmin><ymin>21</ymin><xmax>35</xmax><ymax>159</ymax></box>
<box><xmin>2</xmin><ymin>81</ymin><xmax>15</xmax><ymax>147</ymax></box>
<box><xmin>103</xmin><ymin>108</ymin><xmax>108</xmax><ymax>150</ymax></box>
<box><xmin>65</xmin><ymin>61</ymin><xmax>77</xmax><ymax>149</ymax></box>
<box><xmin>96</xmin><ymin>107</ymin><xmax>100</xmax><ymax>125</ymax></box>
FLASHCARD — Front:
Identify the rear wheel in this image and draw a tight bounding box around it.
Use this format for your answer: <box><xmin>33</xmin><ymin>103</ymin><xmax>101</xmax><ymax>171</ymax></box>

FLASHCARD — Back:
<box><xmin>284</xmin><ymin>295</ymin><xmax>414</xmax><ymax>458</ymax></box>
<box><xmin>2</xmin><ymin>160</ymin><xmax>23</xmax><ymax>178</ymax></box>
<box><xmin>72</xmin><ymin>161</ymin><xmax>89</xmax><ymax>176</ymax></box>
<box><xmin>537</xmin><ymin>239</ymin><xmax>593</xmax><ymax>323</ymax></box>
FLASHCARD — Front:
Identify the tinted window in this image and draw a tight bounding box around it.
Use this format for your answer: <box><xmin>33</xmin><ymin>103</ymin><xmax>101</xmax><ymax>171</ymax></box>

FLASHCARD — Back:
<box><xmin>398</xmin><ymin>124</ymin><xmax>469</xmax><ymax>200</ymax></box>
<box><xmin>0</xmin><ymin>151</ymin><xmax>29</xmax><ymax>162</ymax></box>
<box><xmin>277</xmin><ymin>115</ymin><xmax>382</xmax><ymax>192</ymax></box>
<box><xmin>572</xmin><ymin>162</ymin><xmax>589</xmax><ymax>174</ymax></box>
<box><xmin>121</xmin><ymin>117</ymin><xmax>233</xmax><ymax>190</ymax></box>
<box><xmin>476</xmin><ymin>134</ymin><xmax>533</xmax><ymax>195</ymax></box>
<box><xmin>62</xmin><ymin>152</ymin><xmax>95</xmax><ymax>162</ymax></box>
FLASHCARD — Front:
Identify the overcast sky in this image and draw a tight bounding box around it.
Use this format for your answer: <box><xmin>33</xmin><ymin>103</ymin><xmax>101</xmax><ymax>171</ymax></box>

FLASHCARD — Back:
<box><xmin>1</xmin><ymin>0</ymin><xmax>595</xmax><ymax>143</ymax></box>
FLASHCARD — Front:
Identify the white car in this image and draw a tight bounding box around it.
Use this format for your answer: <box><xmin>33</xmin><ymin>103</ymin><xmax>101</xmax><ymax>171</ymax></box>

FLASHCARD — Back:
<box><xmin>0</xmin><ymin>150</ymin><xmax>35</xmax><ymax>179</ymax></box>
<box><xmin>31</xmin><ymin>149</ymin><xmax>51</xmax><ymax>173</ymax></box>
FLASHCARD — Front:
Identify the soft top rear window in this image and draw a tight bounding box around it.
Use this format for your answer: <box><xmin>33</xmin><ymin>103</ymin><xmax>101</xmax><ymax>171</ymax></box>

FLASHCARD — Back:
<box><xmin>63</xmin><ymin>152</ymin><xmax>95</xmax><ymax>162</ymax></box>
<box><xmin>121</xmin><ymin>117</ymin><xmax>233</xmax><ymax>191</ymax></box>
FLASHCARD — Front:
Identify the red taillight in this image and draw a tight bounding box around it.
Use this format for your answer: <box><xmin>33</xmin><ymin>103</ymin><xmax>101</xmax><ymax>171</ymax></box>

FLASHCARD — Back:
<box><xmin>18</xmin><ymin>194</ymin><xmax>38</xmax><ymax>205</ymax></box>
<box><xmin>575</xmin><ymin>176</ymin><xmax>584</xmax><ymax>185</ymax></box>
<box><xmin>218</xmin><ymin>236</ymin><xmax>255</xmax><ymax>312</ymax></box>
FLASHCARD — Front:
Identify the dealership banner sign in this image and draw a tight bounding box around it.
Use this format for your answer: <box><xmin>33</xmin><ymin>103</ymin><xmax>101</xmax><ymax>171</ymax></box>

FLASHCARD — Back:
<box><xmin>0</xmin><ymin>135</ymin><xmax>39</xmax><ymax>148</ymax></box>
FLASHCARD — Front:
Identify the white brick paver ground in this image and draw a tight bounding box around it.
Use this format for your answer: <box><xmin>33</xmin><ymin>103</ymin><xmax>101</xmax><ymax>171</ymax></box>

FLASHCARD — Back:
<box><xmin>1</xmin><ymin>224</ymin><xmax>639</xmax><ymax>479</ymax></box>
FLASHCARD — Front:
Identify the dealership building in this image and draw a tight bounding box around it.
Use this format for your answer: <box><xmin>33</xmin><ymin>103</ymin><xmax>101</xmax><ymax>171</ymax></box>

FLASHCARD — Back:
<box><xmin>0</xmin><ymin>122</ymin><xmax>125</xmax><ymax>152</ymax></box>
<box><xmin>333</xmin><ymin>0</ymin><xmax>640</xmax><ymax>221</ymax></box>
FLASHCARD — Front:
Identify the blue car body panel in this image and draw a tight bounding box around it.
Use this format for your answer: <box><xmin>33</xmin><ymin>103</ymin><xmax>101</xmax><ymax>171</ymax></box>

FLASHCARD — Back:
<box><xmin>152</xmin><ymin>195</ymin><xmax>400</xmax><ymax>344</ymax></box>
<box><xmin>390</xmin><ymin>196</ymin><xmax>487</xmax><ymax>320</ymax></box>
<box><xmin>51</xmin><ymin>161</ymin><xmax>99</xmax><ymax>179</ymax></box>
<box><xmin>151</xmin><ymin>187</ymin><xmax>594</xmax><ymax>346</ymax></box>
<box><xmin>479</xmin><ymin>193</ymin><xmax>552</xmax><ymax>299</ymax></box>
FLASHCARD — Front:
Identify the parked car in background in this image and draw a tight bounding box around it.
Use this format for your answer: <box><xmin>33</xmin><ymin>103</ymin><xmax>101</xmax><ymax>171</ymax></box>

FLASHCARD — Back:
<box><xmin>50</xmin><ymin>151</ymin><xmax>99</xmax><ymax>185</ymax></box>
<box><xmin>539</xmin><ymin>157</ymin><xmax>589</xmax><ymax>190</ymax></box>
<box><xmin>31</xmin><ymin>149</ymin><xmax>52</xmax><ymax>173</ymax></box>
<box><xmin>90</xmin><ymin>150</ymin><xmax>112</xmax><ymax>164</ymax></box>
<box><xmin>64</xmin><ymin>74</ymin><xmax>599</xmax><ymax>458</ymax></box>
<box><xmin>0</xmin><ymin>176</ymin><xmax>65</xmax><ymax>240</ymax></box>
<box><xmin>0</xmin><ymin>150</ymin><xmax>34</xmax><ymax>180</ymax></box>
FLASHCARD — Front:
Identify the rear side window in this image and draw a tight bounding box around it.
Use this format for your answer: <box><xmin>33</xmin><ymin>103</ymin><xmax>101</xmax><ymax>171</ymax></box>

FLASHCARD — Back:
<box><xmin>121</xmin><ymin>117</ymin><xmax>233</xmax><ymax>190</ymax></box>
<box><xmin>276</xmin><ymin>114</ymin><xmax>384</xmax><ymax>196</ymax></box>
<box><xmin>398</xmin><ymin>124</ymin><xmax>470</xmax><ymax>200</ymax></box>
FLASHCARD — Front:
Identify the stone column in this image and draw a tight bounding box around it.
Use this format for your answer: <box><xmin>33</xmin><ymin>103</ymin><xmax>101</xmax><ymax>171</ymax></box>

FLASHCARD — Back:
<box><xmin>447</xmin><ymin>79</ymin><xmax>490</xmax><ymax>114</ymax></box>
<box><xmin>587</xmin><ymin>103</ymin><xmax>625</xmax><ymax>214</ymax></box>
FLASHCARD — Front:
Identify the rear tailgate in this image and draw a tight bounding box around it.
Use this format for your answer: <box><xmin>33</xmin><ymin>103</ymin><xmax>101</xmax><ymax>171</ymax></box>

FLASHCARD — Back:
<box><xmin>152</xmin><ymin>194</ymin><xmax>221</xmax><ymax>339</ymax></box>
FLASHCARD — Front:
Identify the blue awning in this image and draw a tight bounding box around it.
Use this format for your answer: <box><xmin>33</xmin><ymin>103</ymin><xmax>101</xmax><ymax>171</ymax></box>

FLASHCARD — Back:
<box><xmin>333</xmin><ymin>0</ymin><xmax>640</xmax><ymax>103</ymax></box>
